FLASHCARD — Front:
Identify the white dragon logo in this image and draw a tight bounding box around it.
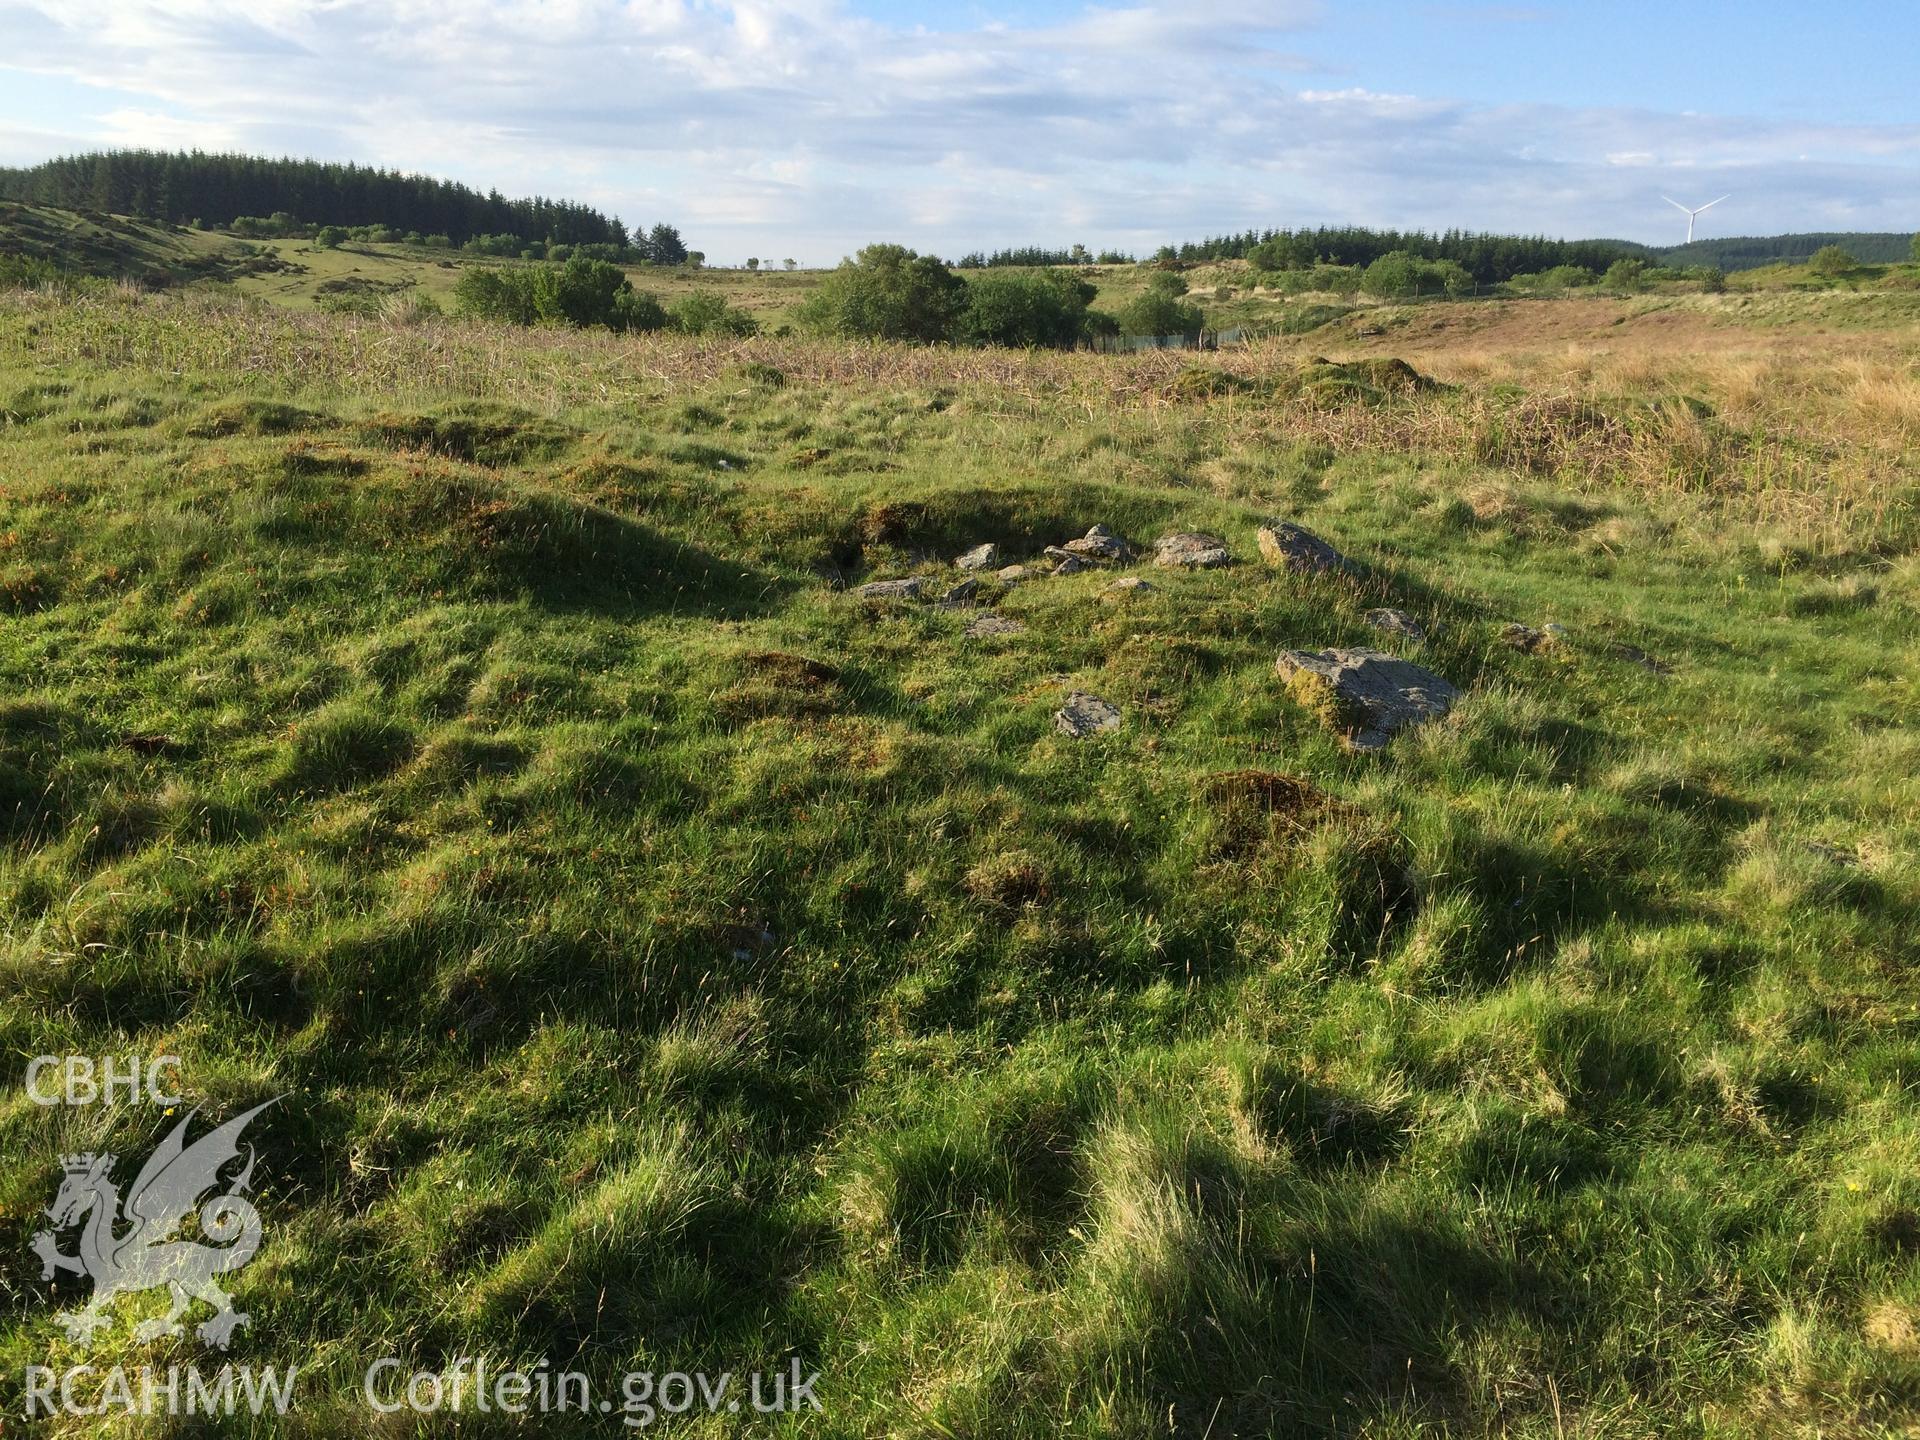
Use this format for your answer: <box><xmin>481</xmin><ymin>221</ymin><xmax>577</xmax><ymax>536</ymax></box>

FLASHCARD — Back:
<box><xmin>31</xmin><ymin>1101</ymin><xmax>274</xmax><ymax>1349</ymax></box>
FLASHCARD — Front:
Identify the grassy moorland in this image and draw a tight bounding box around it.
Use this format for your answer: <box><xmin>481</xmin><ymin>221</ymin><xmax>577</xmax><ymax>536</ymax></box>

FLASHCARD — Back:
<box><xmin>0</xmin><ymin>284</ymin><xmax>1918</xmax><ymax>1437</ymax></box>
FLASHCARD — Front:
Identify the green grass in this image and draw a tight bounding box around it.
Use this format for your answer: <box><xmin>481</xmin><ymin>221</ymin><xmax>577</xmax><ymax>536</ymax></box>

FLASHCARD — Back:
<box><xmin>1</xmin><ymin>287</ymin><xmax>1918</xmax><ymax>1436</ymax></box>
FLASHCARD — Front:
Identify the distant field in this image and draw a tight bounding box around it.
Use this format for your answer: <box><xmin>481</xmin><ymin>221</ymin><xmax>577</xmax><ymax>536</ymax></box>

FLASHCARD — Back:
<box><xmin>7</xmin><ymin>202</ymin><xmax>1919</xmax><ymax>348</ymax></box>
<box><xmin>1</xmin><ymin>274</ymin><xmax>1917</xmax><ymax>1435</ymax></box>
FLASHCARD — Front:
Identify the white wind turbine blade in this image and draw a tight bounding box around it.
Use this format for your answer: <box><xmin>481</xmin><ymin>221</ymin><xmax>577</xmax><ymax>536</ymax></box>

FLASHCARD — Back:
<box><xmin>1662</xmin><ymin>197</ymin><xmax>1695</xmax><ymax>214</ymax></box>
<box><xmin>1696</xmin><ymin>195</ymin><xmax>1730</xmax><ymax>213</ymax></box>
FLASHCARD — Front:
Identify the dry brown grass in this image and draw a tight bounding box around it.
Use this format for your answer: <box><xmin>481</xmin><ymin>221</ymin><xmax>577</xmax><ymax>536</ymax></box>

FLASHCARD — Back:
<box><xmin>6</xmin><ymin>284</ymin><xmax>1914</xmax><ymax>547</ymax></box>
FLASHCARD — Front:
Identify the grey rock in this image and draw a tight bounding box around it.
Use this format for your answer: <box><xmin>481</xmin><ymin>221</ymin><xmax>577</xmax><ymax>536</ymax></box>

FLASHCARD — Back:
<box><xmin>954</xmin><ymin>543</ymin><xmax>1000</xmax><ymax>571</ymax></box>
<box><xmin>996</xmin><ymin>564</ymin><xmax>1036</xmax><ymax>584</ymax></box>
<box><xmin>1257</xmin><ymin>521</ymin><xmax>1348</xmax><ymax>574</ymax></box>
<box><xmin>1051</xmin><ymin>554</ymin><xmax>1089</xmax><ymax>576</ymax></box>
<box><xmin>937</xmin><ymin>578</ymin><xmax>982</xmax><ymax>609</ymax></box>
<box><xmin>965</xmin><ymin>614</ymin><xmax>1027</xmax><ymax>638</ymax></box>
<box><xmin>1363</xmin><ymin>608</ymin><xmax>1426</xmax><ymax>642</ymax></box>
<box><xmin>1053</xmin><ymin>690</ymin><xmax>1122</xmax><ymax>738</ymax></box>
<box><xmin>854</xmin><ymin>577</ymin><xmax>925</xmax><ymax>601</ymax></box>
<box><xmin>1609</xmin><ymin>642</ymin><xmax>1671</xmax><ymax>675</ymax></box>
<box><xmin>1154</xmin><ymin>532</ymin><xmax>1233</xmax><ymax>569</ymax></box>
<box><xmin>1103</xmin><ymin>576</ymin><xmax>1157</xmax><ymax>599</ymax></box>
<box><xmin>1062</xmin><ymin>524</ymin><xmax>1130</xmax><ymax>562</ymax></box>
<box><xmin>1275</xmin><ymin>646</ymin><xmax>1461</xmax><ymax>751</ymax></box>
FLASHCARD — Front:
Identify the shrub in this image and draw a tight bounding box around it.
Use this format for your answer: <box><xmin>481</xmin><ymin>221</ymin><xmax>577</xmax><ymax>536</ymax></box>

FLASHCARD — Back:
<box><xmin>1911</xmin><ymin>233</ymin><xmax>1920</xmax><ymax>264</ymax></box>
<box><xmin>1117</xmin><ymin>289</ymin><xmax>1206</xmax><ymax>339</ymax></box>
<box><xmin>1510</xmin><ymin>265</ymin><xmax>1598</xmax><ymax>293</ymax></box>
<box><xmin>453</xmin><ymin>267</ymin><xmax>538</xmax><ymax>326</ymax></box>
<box><xmin>1605</xmin><ymin>258</ymin><xmax>1648</xmax><ymax>291</ymax></box>
<box><xmin>1360</xmin><ymin>252</ymin><xmax>1472</xmax><ymax>299</ymax></box>
<box><xmin>313</xmin><ymin>225</ymin><xmax>349</xmax><ymax>249</ymax></box>
<box><xmin>1361</xmin><ymin>252</ymin><xmax>1421</xmax><ymax>298</ymax></box>
<box><xmin>794</xmin><ymin>243</ymin><xmax>969</xmax><ymax>342</ymax></box>
<box><xmin>1808</xmin><ymin>245</ymin><xmax>1857</xmax><ymax>277</ymax></box>
<box><xmin>454</xmin><ymin>257</ymin><xmax>667</xmax><ymax>333</ymax></box>
<box><xmin>611</xmin><ymin>289</ymin><xmax>668</xmax><ymax>333</ymax></box>
<box><xmin>532</xmin><ymin>256</ymin><xmax>628</xmax><ymax>327</ymax></box>
<box><xmin>1431</xmin><ymin>259</ymin><xmax>1475</xmax><ymax>297</ymax></box>
<box><xmin>669</xmin><ymin>291</ymin><xmax>758</xmax><ymax>337</ymax></box>
<box><xmin>956</xmin><ymin>268</ymin><xmax>1097</xmax><ymax>348</ymax></box>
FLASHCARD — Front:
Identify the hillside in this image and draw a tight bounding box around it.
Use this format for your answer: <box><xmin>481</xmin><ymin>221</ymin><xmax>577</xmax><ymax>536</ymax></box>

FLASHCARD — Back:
<box><xmin>1657</xmin><ymin>231</ymin><xmax>1918</xmax><ymax>271</ymax></box>
<box><xmin>1</xmin><ymin>283</ymin><xmax>1918</xmax><ymax>1435</ymax></box>
<box><xmin>0</xmin><ymin>149</ymin><xmax>635</xmax><ymax>248</ymax></box>
<box><xmin>0</xmin><ymin>199</ymin><xmax>274</xmax><ymax>286</ymax></box>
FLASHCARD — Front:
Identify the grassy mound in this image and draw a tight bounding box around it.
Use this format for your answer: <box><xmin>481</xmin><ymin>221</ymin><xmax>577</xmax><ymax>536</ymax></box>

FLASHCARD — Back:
<box><xmin>1</xmin><ymin>289</ymin><xmax>1918</xmax><ymax>1436</ymax></box>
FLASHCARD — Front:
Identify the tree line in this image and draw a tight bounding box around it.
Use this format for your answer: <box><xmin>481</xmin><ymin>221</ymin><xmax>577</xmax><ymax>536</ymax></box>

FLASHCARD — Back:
<box><xmin>1654</xmin><ymin>232</ymin><xmax>1920</xmax><ymax>272</ymax></box>
<box><xmin>0</xmin><ymin>150</ymin><xmax>660</xmax><ymax>252</ymax></box>
<box><xmin>944</xmin><ymin>227</ymin><xmax>1651</xmax><ymax>285</ymax></box>
<box><xmin>1165</xmin><ymin>226</ymin><xmax>1647</xmax><ymax>283</ymax></box>
<box><xmin>955</xmin><ymin>244</ymin><xmax>1134</xmax><ymax>268</ymax></box>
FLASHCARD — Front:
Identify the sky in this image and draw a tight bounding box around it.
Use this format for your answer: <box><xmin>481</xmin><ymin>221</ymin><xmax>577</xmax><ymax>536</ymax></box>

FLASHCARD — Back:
<box><xmin>0</xmin><ymin>0</ymin><xmax>1915</xmax><ymax>265</ymax></box>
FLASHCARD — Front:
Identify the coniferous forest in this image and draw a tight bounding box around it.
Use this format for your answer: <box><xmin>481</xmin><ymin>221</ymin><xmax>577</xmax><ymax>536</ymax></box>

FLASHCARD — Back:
<box><xmin>0</xmin><ymin>149</ymin><xmax>643</xmax><ymax>249</ymax></box>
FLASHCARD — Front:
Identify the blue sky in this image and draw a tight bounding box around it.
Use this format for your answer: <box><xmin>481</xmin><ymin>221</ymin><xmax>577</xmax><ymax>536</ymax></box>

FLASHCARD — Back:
<box><xmin>1</xmin><ymin>1</ymin><xmax>1915</xmax><ymax>263</ymax></box>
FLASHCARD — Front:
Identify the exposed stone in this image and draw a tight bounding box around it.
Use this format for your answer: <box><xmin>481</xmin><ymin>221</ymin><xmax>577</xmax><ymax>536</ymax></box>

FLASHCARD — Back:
<box><xmin>1505</xmin><ymin>621</ymin><xmax>1571</xmax><ymax>653</ymax></box>
<box><xmin>1257</xmin><ymin>521</ymin><xmax>1348</xmax><ymax>574</ymax></box>
<box><xmin>965</xmin><ymin>614</ymin><xmax>1027</xmax><ymax>638</ymax></box>
<box><xmin>1053</xmin><ymin>690</ymin><xmax>1122</xmax><ymax>738</ymax></box>
<box><xmin>937</xmin><ymin>578</ymin><xmax>982</xmax><ymax>609</ymax></box>
<box><xmin>1062</xmin><ymin>524</ymin><xmax>1130</xmax><ymax>562</ymax></box>
<box><xmin>954</xmin><ymin>543</ymin><xmax>1000</xmax><ymax>571</ymax></box>
<box><xmin>1609</xmin><ymin>642</ymin><xmax>1672</xmax><ymax>675</ymax></box>
<box><xmin>1363</xmin><ymin>608</ymin><xmax>1426</xmax><ymax>642</ymax></box>
<box><xmin>1154</xmin><ymin>532</ymin><xmax>1233</xmax><ymax>569</ymax></box>
<box><xmin>1103</xmin><ymin>576</ymin><xmax>1157</xmax><ymax>599</ymax></box>
<box><xmin>996</xmin><ymin>564</ymin><xmax>1036</xmax><ymax>583</ymax></box>
<box><xmin>1051</xmin><ymin>554</ymin><xmax>1089</xmax><ymax>576</ymax></box>
<box><xmin>854</xmin><ymin>577</ymin><xmax>925</xmax><ymax>601</ymax></box>
<box><xmin>1275</xmin><ymin>646</ymin><xmax>1460</xmax><ymax>751</ymax></box>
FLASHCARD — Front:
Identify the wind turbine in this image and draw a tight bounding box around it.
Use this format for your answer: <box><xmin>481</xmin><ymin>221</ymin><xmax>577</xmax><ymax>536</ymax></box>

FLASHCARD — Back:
<box><xmin>1663</xmin><ymin>194</ymin><xmax>1729</xmax><ymax>244</ymax></box>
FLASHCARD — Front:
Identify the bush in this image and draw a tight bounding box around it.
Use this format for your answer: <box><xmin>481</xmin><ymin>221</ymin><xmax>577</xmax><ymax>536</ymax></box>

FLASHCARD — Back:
<box><xmin>612</xmin><ymin>289</ymin><xmax>668</xmax><ymax>333</ymax></box>
<box><xmin>669</xmin><ymin>291</ymin><xmax>758</xmax><ymax>336</ymax></box>
<box><xmin>1808</xmin><ymin>245</ymin><xmax>1857</xmax><ymax>277</ymax></box>
<box><xmin>454</xmin><ymin>256</ymin><xmax>668</xmax><ymax>333</ymax></box>
<box><xmin>1117</xmin><ymin>289</ymin><xmax>1206</xmax><ymax>339</ymax></box>
<box><xmin>794</xmin><ymin>244</ymin><xmax>969</xmax><ymax>342</ymax></box>
<box><xmin>1431</xmin><ymin>259</ymin><xmax>1475</xmax><ymax>297</ymax></box>
<box><xmin>1605</xmin><ymin>258</ymin><xmax>1648</xmax><ymax>291</ymax></box>
<box><xmin>1359</xmin><ymin>252</ymin><xmax>1471</xmax><ymax>299</ymax></box>
<box><xmin>1510</xmin><ymin>265</ymin><xmax>1597</xmax><ymax>294</ymax></box>
<box><xmin>0</xmin><ymin>254</ymin><xmax>64</xmax><ymax>288</ymax></box>
<box><xmin>313</xmin><ymin>225</ymin><xmax>349</xmax><ymax>249</ymax></box>
<box><xmin>1911</xmin><ymin>233</ymin><xmax>1920</xmax><ymax>264</ymax></box>
<box><xmin>1361</xmin><ymin>252</ymin><xmax>1419</xmax><ymax>298</ymax></box>
<box><xmin>956</xmin><ymin>268</ymin><xmax>1097</xmax><ymax>348</ymax></box>
<box><xmin>453</xmin><ymin>267</ymin><xmax>538</xmax><ymax>326</ymax></box>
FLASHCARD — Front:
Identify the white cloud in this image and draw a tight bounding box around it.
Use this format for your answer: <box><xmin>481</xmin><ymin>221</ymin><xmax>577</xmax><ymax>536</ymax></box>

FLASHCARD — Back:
<box><xmin>0</xmin><ymin>0</ymin><xmax>1914</xmax><ymax>262</ymax></box>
